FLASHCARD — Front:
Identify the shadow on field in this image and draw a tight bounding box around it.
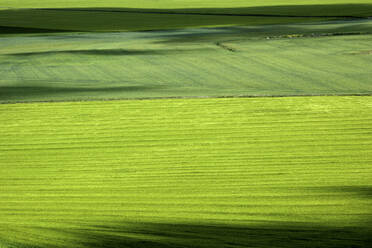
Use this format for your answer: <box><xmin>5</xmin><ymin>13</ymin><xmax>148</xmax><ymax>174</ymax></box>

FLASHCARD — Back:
<box><xmin>153</xmin><ymin>20</ymin><xmax>372</xmax><ymax>45</ymax></box>
<box><xmin>0</xmin><ymin>85</ymin><xmax>165</xmax><ymax>101</ymax></box>
<box><xmin>69</xmin><ymin>212</ymin><xmax>372</xmax><ymax>248</ymax></box>
<box><xmin>2</xmin><ymin>222</ymin><xmax>372</xmax><ymax>248</ymax></box>
<box><xmin>20</xmin><ymin>4</ymin><xmax>372</xmax><ymax>18</ymax></box>
<box><xmin>3</xmin><ymin>187</ymin><xmax>372</xmax><ymax>248</ymax></box>
<box><xmin>1</xmin><ymin>4</ymin><xmax>372</xmax><ymax>33</ymax></box>
<box><xmin>66</xmin><ymin>185</ymin><xmax>372</xmax><ymax>248</ymax></box>
<box><xmin>6</xmin><ymin>48</ymin><xmax>213</xmax><ymax>57</ymax></box>
<box><xmin>0</xmin><ymin>26</ymin><xmax>71</xmax><ymax>34</ymax></box>
<box><xmin>318</xmin><ymin>186</ymin><xmax>372</xmax><ymax>198</ymax></box>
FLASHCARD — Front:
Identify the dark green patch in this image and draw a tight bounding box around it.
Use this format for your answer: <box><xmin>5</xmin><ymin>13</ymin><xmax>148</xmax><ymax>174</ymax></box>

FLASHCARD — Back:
<box><xmin>1</xmin><ymin>4</ymin><xmax>372</xmax><ymax>33</ymax></box>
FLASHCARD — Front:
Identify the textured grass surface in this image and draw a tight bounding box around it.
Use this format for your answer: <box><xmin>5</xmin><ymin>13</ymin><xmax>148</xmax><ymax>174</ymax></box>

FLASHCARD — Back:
<box><xmin>1</xmin><ymin>4</ymin><xmax>372</xmax><ymax>33</ymax></box>
<box><xmin>1</xmin><ymin>1</ymin><xmax>372</xmax><ymax>33</ymax></box>
<box><xmin>1</xmin><ymin>1</ymin><xmax>372</xmax><ymax>247</ymax></box>
<box><xmin>0</xmin><ymin>8</ymin><xmax>323</xmax><ymax>32</ymax></box>
<box><xmin>0</xmin><ymin>96</ymin><xmax>372</xmax><ymax>247</ymax></box>
<box><xmin>1</xmin><ymin>20</ymin><xmax>372</xmax><ymax>103</ymax></box>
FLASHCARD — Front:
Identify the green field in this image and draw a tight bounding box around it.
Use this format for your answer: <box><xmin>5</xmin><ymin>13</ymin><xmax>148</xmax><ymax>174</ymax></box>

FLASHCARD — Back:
<box><xmin>1</xmin><ymin>0</ymin><xmax>372</xmax><ymax>247</ymax></box>
<box><xmin>1</xmin><ymin>1</ymin><xmax>372</xmax><ymax>32</ymax></box>
<box><xmin>1</xmin><ymin>96</ymin><xmax>372</xmax><ymax>248</ymax></box>
<box><xmin>1</xmin><ymin>20</ymin><xmax>372</xmax><ymax>103</ymax></box>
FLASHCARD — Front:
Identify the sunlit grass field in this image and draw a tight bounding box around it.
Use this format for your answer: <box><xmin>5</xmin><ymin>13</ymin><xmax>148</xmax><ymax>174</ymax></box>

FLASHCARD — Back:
<box><xmin>1</xmin><ymin>1</ymin><xmax>372</xmax><ymax>247</ymax></box>
<box><xmin>1</xmin><ymin>96</ymin><xmax>372</xmax><ymax>248</ymax></box>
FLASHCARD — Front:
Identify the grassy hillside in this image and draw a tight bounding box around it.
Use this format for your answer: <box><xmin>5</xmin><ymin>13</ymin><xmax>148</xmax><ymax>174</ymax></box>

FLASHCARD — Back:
<box><xmin>1</xmin><ymin>96</ymin><xmax>372</xmax><ymax>248</ymax></box>
<box><xmin>1</xmin><ymin>1</ymin><xmax>372</xmax><ymax>248</ymax></box>
<box><xmin>0</xmin><ymin>8</ymin><xmax>323</xmax><ymax>33</ymax></box>
<box><xmin>1</xmin><ymin>20</ymin><xmax>372</xmax><ymax>103</ymax></box>
<box><xmin>1</xmin><ymin>1</ymin><xmax>372</xmax><ymax>32</ymax></box>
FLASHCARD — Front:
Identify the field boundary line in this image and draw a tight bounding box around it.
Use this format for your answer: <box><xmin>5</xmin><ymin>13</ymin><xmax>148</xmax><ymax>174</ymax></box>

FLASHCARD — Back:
<box><xmin>10</xmin><ymin>8</ymin><xmax>370</xmax><ymax>20</ymax></box>
<box><xmin>1</xmin><ymin>93</ymin><xmax>371</xmax><ymax>105</ymax></box>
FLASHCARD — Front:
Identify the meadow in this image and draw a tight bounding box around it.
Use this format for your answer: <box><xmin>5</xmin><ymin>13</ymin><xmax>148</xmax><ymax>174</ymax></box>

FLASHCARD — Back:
<box><xmin>1</xmin><ymin>1</ymin><xmax>372</xmax><ymax>32</ymax></box>
<box><xmin>1</xmin><ymin>20</ymin><xmax>372</xmax><ymax>103</ymax></box>
<box><xmin>1</xmin><ymin>96</ymin><xmax>372</xmax><ymax>248</ymax></box>
<box><xmin>1</xmin><ymin>0</ymin><xmax>372</xmax><ymax>247</ymax></box>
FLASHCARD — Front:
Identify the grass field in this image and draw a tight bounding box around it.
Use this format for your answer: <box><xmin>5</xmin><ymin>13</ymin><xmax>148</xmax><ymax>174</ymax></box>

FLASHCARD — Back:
<box><xmin>0</xmin><ymin>8</ymin><xmax>324</xmax><ymax>32</ymax></box>
<box><xmin>1</xmin><ymin>0</ymin><xmax>372</xmax><ymax>247</ymax></box>
<box><xmin>1</xmin><ymin>1</ymin><xmax>372</xmax><ymax>32</ymax></box>
<box><xmin>1</xmin><ymin>96</ymin><xmax>372</xmax><ymax>248</ymax></box>
<box><xmin>1</xmin><ymin>20</ymin><xmax>372</xmax><ymax>103</ymax></box>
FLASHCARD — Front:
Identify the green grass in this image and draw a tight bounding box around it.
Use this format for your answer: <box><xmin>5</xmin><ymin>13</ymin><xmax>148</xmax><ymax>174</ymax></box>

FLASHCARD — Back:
<box><xmin>1</xmin><ymin>1</ymin><xmax>372</xmax><ymax>32</ymax></box>
<box><xmin>1</xmin><ymin>96</ymin><xmax>372</xmax><ymax>247</ymax></box>
<box><xmin>1</xmin><ymin>5</ymin><xmax>372</xmax><ymax>33</ymax></box>
<box><xmin>1</xmin><ymin>1</ymin><xmax>372</xmax><ymax>247</ymax></box>
<box><xmin>1</xmin><ymin>20</ymin><xmax>372</xmax><ymax>103</ymax></box>
<box><xmin>0</xmin><ymin>8</ymin><xmax>324</xmax><ymax>32</ymax></box>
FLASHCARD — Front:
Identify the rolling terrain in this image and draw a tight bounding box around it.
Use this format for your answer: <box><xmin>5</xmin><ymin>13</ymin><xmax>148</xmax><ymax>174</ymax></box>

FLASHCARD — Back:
<box><xmin>1</xmin><ymin>96</ymin><xmax>372</xmax><ymax>248</ymax></box>
<box><xmin>1</xmin><ymin>1</ymin><xmax>372</xmax><ymax>32</ymax></box>
<box><xmin>1</xmin><ymin>20</ymin><xmax>372</xmax><ymax>103</ymax></box>
<box><xmin>1</xmin><ymin>1</ymin><xmax>372</xmax><ymax>248</ymax></box>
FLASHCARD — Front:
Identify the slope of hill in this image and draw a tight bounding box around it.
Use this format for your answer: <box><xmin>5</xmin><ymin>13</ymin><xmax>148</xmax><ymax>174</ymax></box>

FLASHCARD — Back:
<box><xmin>1</xmin><ymin>20</ymin><xmax>372</xmax><ymax>103</ymax></box>
<box><xmin>1</xmin><ymin>96</ymin><xmax>372</xmax><ymax>248</ymax></box>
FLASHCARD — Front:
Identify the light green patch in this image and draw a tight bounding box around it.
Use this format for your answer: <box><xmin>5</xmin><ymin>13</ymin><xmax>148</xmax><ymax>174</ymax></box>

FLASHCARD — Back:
<box><xmin>0</xmin><ymin>96</ymin><xmax>372</xmax><ymax>247</ymax></box>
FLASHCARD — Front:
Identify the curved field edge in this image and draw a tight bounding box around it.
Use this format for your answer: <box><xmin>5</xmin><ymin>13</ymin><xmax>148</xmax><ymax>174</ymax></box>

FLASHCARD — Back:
<box><xmin>0</xmin><ymin>96</ymin><xmax>372</xmax><ymax>247</ymax></box>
